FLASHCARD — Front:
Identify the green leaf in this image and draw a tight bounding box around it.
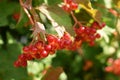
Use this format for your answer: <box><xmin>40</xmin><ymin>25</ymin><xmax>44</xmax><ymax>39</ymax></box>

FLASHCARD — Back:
<box><xmin>0</xmin><ymin>1</ymin><xmax>20</xmax><ymax>26</ymax></box>
<box><xmin>0</xmin><ymin>43</ymin><xmax>31</xmax><ymax>80</ymax></box>
<box><xmin>37</xmin><ymin>5</ymin><xmax>75</xmax><ymax>36</ymax></box>
<box><xmin>47</xmin><ymin>0</ymin><xmax>62</xmax><ymax>5</ymax></box>
<box><xmin>46</xmin><ymin>5</ymin><xmax>75</xmax><ymax>36</ymax></box>
<box><xmin>32</xmin><ymin>0</ymin><xmax>44</xmax><ymax>7</ymax></box>
<box><xmin>82</xmin><ymin>44</ymin><xmax>103</xmax><ymax>60</ymax></box>
<box><xmin>16</xmin><ymin>9</ymin><xmax>29</xmax><ymax>27</ymax></box>
<box><xmin>47</xmin><ymin>5</ymin><xmax>72</xmax><ymax>27</ymax></box>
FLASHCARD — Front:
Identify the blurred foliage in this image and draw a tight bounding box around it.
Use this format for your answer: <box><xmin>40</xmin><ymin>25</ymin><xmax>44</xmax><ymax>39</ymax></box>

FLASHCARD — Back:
<box><xmin>0</xmin><ymin>0</ymin><xmax>120</xmax><ymax>80</ymax></box>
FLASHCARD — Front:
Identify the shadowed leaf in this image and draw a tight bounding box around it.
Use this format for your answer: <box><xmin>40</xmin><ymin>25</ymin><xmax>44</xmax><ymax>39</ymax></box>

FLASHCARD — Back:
<box><xmin>75</xmin><ymin>0</ymin><xmax>102</xmax><ymax>24</ymax></box>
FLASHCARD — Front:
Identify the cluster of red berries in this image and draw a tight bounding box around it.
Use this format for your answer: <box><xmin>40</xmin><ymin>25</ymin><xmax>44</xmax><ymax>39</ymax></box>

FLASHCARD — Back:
<box><xmin>14</xmin><ymin>32</ymin><xmax>80</xmax><ymax>67</ymax></box>
<box><xmin>74</xmin><ymin>21</ymin><xmax>105</xmax><ymax>46</ymax></box>
<box><xmin>105</xmin><ymin>58</ymin><xmax>120</xmax><ymax>75</ymax></box>
<box><xmin>62</xmin><ymin>0</ymin><xmax>78</xmax><ymax>12</ymax></box>
<box><xmin>14</xmin><ymin>21</ymin><xmax>105</xmax><ymax>67</ymax></box>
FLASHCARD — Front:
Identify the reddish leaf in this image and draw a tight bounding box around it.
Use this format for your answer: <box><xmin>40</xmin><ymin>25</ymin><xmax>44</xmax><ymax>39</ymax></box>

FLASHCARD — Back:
<box><xmin>42</xmin><ymin>67</ymin><xmax>63</xmax><ymax>80</ymax></box>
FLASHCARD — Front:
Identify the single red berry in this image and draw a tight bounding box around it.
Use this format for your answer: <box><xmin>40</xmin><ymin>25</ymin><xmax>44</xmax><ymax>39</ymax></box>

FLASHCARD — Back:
<box><xmin>50</xmin><ymin>42</ymin><xmax>58</xmax><ymax>50</ymax></box>
<box><xmin>85</xmin><ymin>27</ymin><xmax>91</xmax><ymax>34</ymax></box>
<box><xmin>13</xmin><ymin>13</ymin><xmax>20</xmax><ymax>21</ymax></box>
<box><xmin>89</xmin><ymin>35</ymin><xmax>95</xmax><ymax>41</ymax></box>
<box><xmin>89</xmin><ymin>41</ymin><xmax>95</xmax><ymax>46</ymax></box>
<box><xmin>23</xmin><ymin>46</ymin><xmax>30</xmax><ymax>53</ymax></box>
<box><xmin>35</xmin><ymin>41</ymin><xmax>44</xmax><ymax>49</ymax></box>
<box><xmin>90</xmin><ymin>28</ymin><xmax>96</xmax><ymax>34</ymax></box>
<box><xmin>102</xmin><ymin>22</ymin><xmax>106</xmax><ymax>28</ymax></box>
<box><xmin>30</xmin><ymin>46</ymin><xmax>38</xmax><ymax>54</ymax></box>
<box><xmin>14</xmin><ymin>60</ymin><xmax>21</xmax><ymax>67</ymax></box>
<box><xmin>62</xmin><ymin>32</ymin><xmax>71</xmax><ymax>39</ymax></box>
<box><xmin>21</xmin><ymin>60</ymin><xmax>27</xmax><ymax>67</ymax></box>
<box><xmin>95</xmin><ymin>34</ymin><xmax>101</xmax><ymax>38</ymax></box>
<box><xmin>26</xmin><ymin>54</ymin><xmax>33</xmax><ymax>60</ymax></box>
<box><xmin>78</xmin><ymin>26</ymin><xmax>85</xmax><ymax>34</ymax></box>
<box><xmin>45</xmin><ymin>44</ymin><xmax>52</xmax><ymax>52</ymax></box>
<box><xmin>91</xmin><ymin>21</ymin><xmax>100</xmax><ymax>29</ymax></box>
<box><xmin>40</xmin><ymin>50</ymin><xmax>49</xmax><ymax>58</ymax></box>
<box><xmin>47</xmin><ymin>35</ymin><xmax>58</xmax><ymax>43</ymax></box>
<box><xmin>18</xmin><ymin>54</ymin><xmax>27</xmax><ymax>61</ymax></box>
<box><xmin>70</xmin><ymin>2</ymin><xmax>78</xmax><ymax>10</ymax></box>
<box><xmin>33</xmin><ymin>53</ymin><xmax>41</xmax><ymax>59</ymax></box>
<box><xmin>62</xmin><ymin>5</ymin><xmax>72</xmax><ymax>12</ymax></box>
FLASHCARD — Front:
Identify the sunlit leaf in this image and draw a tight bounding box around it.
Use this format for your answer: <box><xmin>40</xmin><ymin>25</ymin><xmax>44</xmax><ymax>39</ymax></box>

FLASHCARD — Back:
<box><xmin>113</xmin><ymin>0</ymin><xmax>120</xmax><ymax>9</ymax></box>
<box><xmin>36</xmin><ymin>5</ymin><xmax>75</xmax><ymax>36</ymax></box>
<box><xmin>46</xmin><ymin>5</ymin><xmax>75</xmax><ymax>36</ymax></box>
<box><xmin>46</xmin><ymin>5</ymin><xmax>72</xmax><ymax>27</ymax></box>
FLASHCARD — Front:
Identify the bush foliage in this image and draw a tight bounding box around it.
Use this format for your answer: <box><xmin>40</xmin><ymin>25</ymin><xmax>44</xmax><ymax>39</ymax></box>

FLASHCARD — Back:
<box><xmin>0</xmin><ymin>0</ymin><xmax>120</xmax><ymax>80</ymax></box>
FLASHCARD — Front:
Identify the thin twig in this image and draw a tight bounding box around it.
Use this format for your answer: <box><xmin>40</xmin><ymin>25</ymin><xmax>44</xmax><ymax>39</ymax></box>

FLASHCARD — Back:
<box><xmin>70</xmin><ymin>11</ymin><xmax>82</xmax><ymax>27</ymax></box>
<box><xmin>19</xmin><ymin>0</ymin><xmax>34</xmax><ymax>25</ymax></box>
<box><xmin>71</xmin><ymin>11</ymin><xmax>78</xmax><ymax>23</ymax></box>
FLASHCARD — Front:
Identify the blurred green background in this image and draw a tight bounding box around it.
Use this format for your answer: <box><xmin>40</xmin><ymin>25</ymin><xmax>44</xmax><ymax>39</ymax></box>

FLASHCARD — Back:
<box><xmin>0</xmin><ymin>0</ymin><xmax>120</xmax><ymax>80</ymax></box>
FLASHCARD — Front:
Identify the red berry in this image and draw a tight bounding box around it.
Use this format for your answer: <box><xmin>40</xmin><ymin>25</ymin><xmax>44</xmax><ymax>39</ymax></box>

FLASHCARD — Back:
<box><xmin>14</xmin><ymin>60</ymin><xmax>21</xmax><ymax>67</ymax></box>
<box><xmin>45</xmin><ymin>44</ymin><xmax>52</xmax><ymax>52</ymax></box>
<box><xmin>89</xmin><ymin>35</ymin><xmax>95</xmax><ymax>41</ymax></box>
<box><xmin>62</xmin><ymin>5</ymin><xmax>72</xmax><ymax>12</ymax></box>
<box><xmin>62</xmin><ymin>0</ymin><xmax>78</xmax><ymax>12</ymax></box>
<box><xmin>18</xmin><ymin>54</ymin><xmax>27</xmax><ymax>61</ymax></box>
<box><xmin>85</xmin><ymin>27</ymin><xmax>91</xmax><ymax>34</ymax></box>
<box><xmin>21</xmin><ymin>60</ymin><xmax>27</xmax><ymax>67</ymax></box>
<box><xmin>13</xmin><ymin>13</ymin><xmax>20</xmax><ymax>21</ymax></box>
<box><xmin>47</xmin><ymin>35</ymin><xmax>58</xmax><ymax>43</ymax></box>
<box><xmin>91</xmin><ymin>21</ymin><xmax>100</xmax><ymax>29</ymax></box>
<box><xmin>31</xmin><ymin>46</ymin><xmax>38</xmax><ymax>54</ymax></box>
<box><xmin>70</xmin><ymin>2</ymin><xmax>78</xmax><ymax>10</ymax></box>
<box><xmin>40</xmin><ymin>50</ymin><xmax>49</xmax><ymax>58</ymax></box>
<box><xmin>91</xmin><ymin>28</ymin><xmax>96</xmax><ymax>34</ymax></box>
<box><xmin>89</xmin><ymin>41</ymin><xmax>95</xmax><ymax>46</ymax></box>
<box><xmin>26</xmin><ymin>54</ymin><xmax>33</xmax><ymax>60</ymax></box>
<box><xmin>23</xmin><ymin>46</ymin><xmax>30</xmax><ymax>53</ymax></box>
<box><xmin>35</xmin><ymin>41</ymin><xmax>44</xmax><ymax>49</ymax></box>
<box><xmin>78</xmin><ymin>26</ymin><xmax>85</xmax><ymax>34</ymax></box>
<box><xmin>34</xmin><ymin>53</ymin><xmax>41</xmax><ymax>59</ymax></box>
<box><xmin>102</xmin><ymin>22</ymin><xmax>106</xmax><ymax>28</ymax></box>
<box><xmin>95</xmin><ymin>34</ymin><xmax>101</xmax><ymax>38</ymax></box>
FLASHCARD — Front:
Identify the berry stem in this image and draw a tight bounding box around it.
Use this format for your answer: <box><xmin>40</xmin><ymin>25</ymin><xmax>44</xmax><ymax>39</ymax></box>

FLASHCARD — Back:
<box><xmin>70</xmin><ymin>11</ymin><xmax>82</xmax><ymax>27</ymax></box>
<box><xmin>71</xmin><ymin>11</ymin><xmax>78</xmax><ymax>23</ymax></box>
